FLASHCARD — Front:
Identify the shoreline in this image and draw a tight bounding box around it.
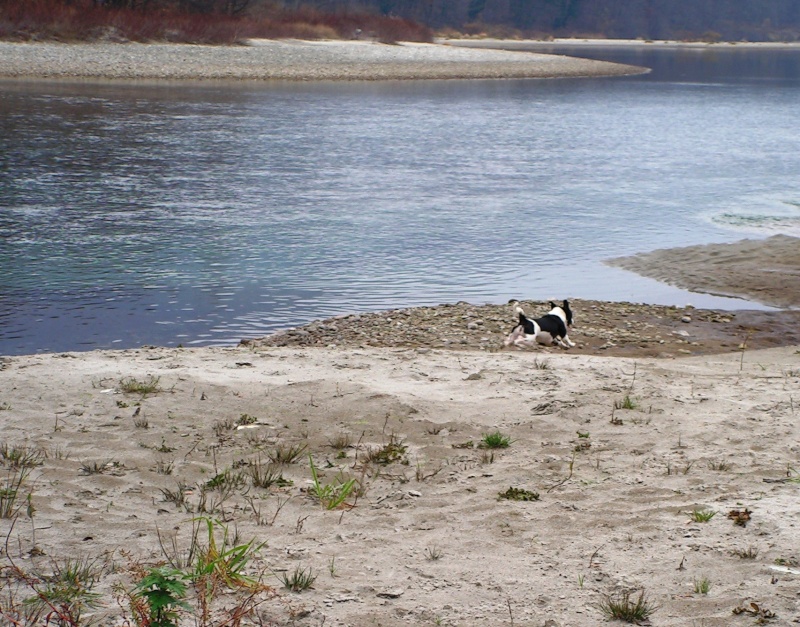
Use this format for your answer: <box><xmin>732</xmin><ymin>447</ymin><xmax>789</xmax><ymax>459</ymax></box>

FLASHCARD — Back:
<box><xmin>0</xmin><ymin>39</ymin><xmax>647</xmax><ymax>82</ymax></box>
<box><xmin>443</xmin><ymin>37</ymin><xmax>800</xmax><ymax>50</ymax></box>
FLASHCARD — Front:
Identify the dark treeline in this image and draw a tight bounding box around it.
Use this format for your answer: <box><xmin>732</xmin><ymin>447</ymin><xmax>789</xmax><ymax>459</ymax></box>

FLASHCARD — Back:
<box><xmin>316</xmin><ymin>0</ymin><xmax>800</xmax><ymax>41</ymax></box>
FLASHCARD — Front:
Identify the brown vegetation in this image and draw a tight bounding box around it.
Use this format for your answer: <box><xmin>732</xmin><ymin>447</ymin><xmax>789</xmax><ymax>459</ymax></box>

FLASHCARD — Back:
<box><xmin>0</xmin><ymin>0</ymin><xmax>433</xmax><ymax>44</ymax></box>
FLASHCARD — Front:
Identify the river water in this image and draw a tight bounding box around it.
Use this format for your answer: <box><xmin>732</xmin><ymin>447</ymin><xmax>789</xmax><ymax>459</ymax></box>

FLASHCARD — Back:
<box><xmin>1</xmin><ymin>45</ymin><xmax>799</xmax><ymax>355</ymax></box>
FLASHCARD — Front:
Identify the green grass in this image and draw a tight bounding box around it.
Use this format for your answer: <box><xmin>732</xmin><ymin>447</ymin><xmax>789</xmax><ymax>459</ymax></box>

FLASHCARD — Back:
<box><xmin>267</xmin><ymin>443</ymin><xmax>308</xmax><ymax>465</ymax></box>
<box><xmin>362</xmin><ymin>435</ymin><xmax>408</xmax><ymax>465</ymax></box>
<box><xmin>597</xmin><ymin>590</ymin><xmax>658</xmax><ymax>623</ymax></box>
<box><xmin>693</xmin><ymin>576</ymin><xmax>711</xmax><ymax>594</ymax></box>
<box><xmin>688</xmin><ymin>509</ymin><xmax>716</xmax><ymax>523</ymax></box>
<box><xmin>479</xmin><ymin>431</ymin><xmax>512</xmax><ymax>449</ymax></box>
<box><xmin>614</xmin><ymin>395</ymin><xmax>637</xmax><ymax>410</ymax></box>
<box><xmin>277</xmin><ymin>566</ymin><xmax>316</xmax><ymax>592</ymax></box>
<box><xmin>308</xmin><ymin>454</ymin><xmax>356</xmax><ymax>510</ymax></box>
<box><xmin>119</xmin><ymin>375</ymin><xmax>161</xmax><ymax>395</ymax></box>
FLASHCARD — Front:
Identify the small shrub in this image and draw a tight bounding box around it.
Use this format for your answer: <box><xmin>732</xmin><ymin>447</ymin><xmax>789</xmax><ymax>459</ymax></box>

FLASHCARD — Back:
<box><xmin>479</xmin><ymin>431</ymin><xmax>511</xmax><ymax>449</ymax></box>
<box><xmin>134</xmin><ymin>566</ymin><xmax>190</xmax><ymax>627</ymax></box>
<box><xmin>362</xmin><ymin>435</ymin><xmax>407</xmax><ymax>465</ymax></box>
<box><xmin>614</xmin><ymin>395</ymin><xmax>637</xmax><ymax>410</ymax></box>
<box><xmin>597</xmin><ymin>590</ymin><xmax>658</xmax><ymax>623</ymax></box>
<box><xmin>498</xmin><ymin>487</ymin><xmax>539</xmax><ymax>501</ymax></box>
<box><xmin>688</xmin><ymin>509</ymin><xmax>716</xmax><ymax>523</ymax></box>
<box><xmin>308</xmin><ymin>454</ymin><xmax>356</xmax><ymax>510</ymax></box>
<box><xmin>267</xmin><ymin>443</ymin><xmax>307</xmax><ymax>465</ymax></box>
<box><xmin>250</xmin><ymin>459</ymin><xmax>291</xmax><ymax>489</ymax></box>
<box><xmin>424</xmin><ymin>545</ymin><xmax>443</xmax><ymax>561</ymax></box>
<box><xmin>277</xmin><ymin>565</ymin><xmax>316</xmax><ymax>592</ymax></box>
<box><xmin>732</xmin><ymin>546</ymin><xmax>759</xmax><ymax>559</ymax></box>
<box><xmin>693</xmin><ymin>576</ymin><xmax>711</xmax><ymax>594</ymax></box>
<box><xmin>119</xmin><ymin>375</ymin><xmax>161</xmax><ymax>395</ymax></box>
<box><xmin>237</xmin><ymin>414</ymin><xmax>257</xmax><ymax>426</ymax></box>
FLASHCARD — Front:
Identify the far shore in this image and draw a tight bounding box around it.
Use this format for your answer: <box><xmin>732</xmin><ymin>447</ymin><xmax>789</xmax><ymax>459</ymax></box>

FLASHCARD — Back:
<box><xmin>443</xmin><ymin>37</ymin><xmax>800</xmax><ymax>50</ymax></box>
<box><xmin>0</xmin><ymin>39</ymin><xmax>647</xmax><ymax>82</ymax></box>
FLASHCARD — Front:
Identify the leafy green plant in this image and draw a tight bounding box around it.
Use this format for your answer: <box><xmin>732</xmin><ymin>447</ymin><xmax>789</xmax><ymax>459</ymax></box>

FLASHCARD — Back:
<box><xmin>237</xmin><ymin>413</ymin><xmax>257</xmax><ymax>426</ymax></box>
<box><xmin>277</xmin><ymin>566</ymin><xmax>316</xmax><ymax>592</ymax></box>
<box><xmin>308</xmin><ymin>454</ymin><xmax>357</xmax><ymax>510</ymax></box>
<box><xmin>189</xmin><ymin>517</ymin><xmax>266</xmax><ymax>592</ymax></box>
<box><xmin>0</xmin><ymin>442</ymin><xmax>45</xmax><ymax>469</ymax></box>
<box><xmin>479</xmin><ymin>431</ymin><xmax>512</xmax><ymax>449</ymax></box>
<box><xmin>498</xmin><ymin>487</ymin><xmax>539</xmax><ymax>501</ymax></box>
<box><xmin>134</xmin><ymin>566</ymin><xmax>190</xmax><ymax>627</ymax></box>
<box><xmin>597</xmin><ymin>590</ymin><xmax>658</xmax><ymax>623</ymax></box>
<box><xmin>688</xmin><ymin>509</ymin><xmax>716</xmax><ymax>523</ymax></box>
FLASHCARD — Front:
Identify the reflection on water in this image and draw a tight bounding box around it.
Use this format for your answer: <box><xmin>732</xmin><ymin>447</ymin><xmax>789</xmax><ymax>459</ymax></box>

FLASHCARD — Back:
<box><xmin>1</xmin><ymin>47</ymin><xmax>799</xmax><ymax>355</ymax></box>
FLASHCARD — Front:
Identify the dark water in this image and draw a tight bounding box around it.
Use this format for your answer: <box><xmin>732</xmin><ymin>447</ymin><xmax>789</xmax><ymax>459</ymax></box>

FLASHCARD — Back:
<box><xmin>1</xmin><ymin>46</ymin><xmax>799</xmax><ymax>355</ymax></box>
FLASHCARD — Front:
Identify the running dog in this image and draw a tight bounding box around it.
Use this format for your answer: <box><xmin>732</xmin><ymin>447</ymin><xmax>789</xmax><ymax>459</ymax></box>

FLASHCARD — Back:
<box><xmin>504</xmin><ymin>300</ymin><xmax>575</xmax><ymax>349</ymax></box>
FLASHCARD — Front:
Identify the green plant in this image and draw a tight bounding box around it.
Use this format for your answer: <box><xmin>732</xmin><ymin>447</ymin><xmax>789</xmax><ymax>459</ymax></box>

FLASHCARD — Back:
<box><xmin>597</xmin><ymin>590</ymin><xmax>658</xmax><ymax>623</ymax></box>
<box><xmin>362</xmin><ymin>435</ymin><xmax>408</xmax><ymax>465</ymax></box>
<box><xmin>498</xmin><ymin>487</ymin><xmax>539</xmax><ymax>501</ymax></box>
<box><xmin>693</xmin><ymin>576</ymin><xmax>711</xmax><ymax>594</ymax></box>
<box><xmin>237</xmin><ymin>413</ymin><xmax>258</xmax><ymax>426</ymax></box>
<box><xmin>479</xmin><ymin>431</ymin><xmax>512</xmax><ymax>449</ymax></box>
<box><xmin>277</xmin><ymin>566</ymin><xmax>316</xmax><ymax>592</ymax></box>
<box><xmin>189</xmin><ymin>517</ymin><xmax>266</xmax><ymax>592</ymax></box>
<box><xmin>79</xmin><ymin>460</ymin><xmax>111</xmax><ymax>475</ymax></box>
<box><xmin>688</xmin><ymin>509</ymin><xmax>716</xmax><ymax>523</ymax></box>
<box><xmin>614</xmin><ymin>395</ymin><xmax>637</xmax><ymax>410</ymax></box>
<box><xmin>1</xmin><ymin>467</ymin><xmax>32</xmax><ymax>518</ymax></box>
<box><xmin>23</xmin><ymin>556</ymin><xmax>104</xmax><ymax>625</ymax></box>
<box><xmin>249</xmin><ymin>459</ymin><xmax>291</xmax><ymax>489</ymax></box>
<box><xmin>308</xmin><ymin>454</ymin><xmax>356</xmax><ymax>510</ymax></box>
<box><xmin>119</xmin><ymin>375</ymin><xmax>162</xmax><ymax>395</ymax></box>
<box><xmin>161</xmin><ymin>483</ymin><xmax>190</xmax><ymax>511</ymax></box>
<box><xmin>134</xmin><ymin>566</ymin><xmax>190</xmax><ymax>627</ymax></box>
<box><xmin>708</xmin><ymin>460</ymin><xmax>732</xmax><ymax>471</ymax></box>
<box><xmin>0</xmin><ymin>442</ymin><xmax>45</xmax><ymax>469</ymax></box>
<box><xmin>424</xmin><ymin>545</ymin><xmax>443</xmax><ymax>561</ymax></box>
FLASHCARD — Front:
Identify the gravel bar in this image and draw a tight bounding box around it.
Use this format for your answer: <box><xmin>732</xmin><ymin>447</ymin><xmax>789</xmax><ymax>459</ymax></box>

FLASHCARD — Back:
<box><xmin>0</xmin><ymin>39</ymin><xmax>647</xmax><ymax>81</ymax></box>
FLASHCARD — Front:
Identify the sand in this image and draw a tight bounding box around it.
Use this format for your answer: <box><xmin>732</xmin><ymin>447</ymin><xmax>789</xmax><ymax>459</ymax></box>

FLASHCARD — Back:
<box><xmin>607</xmin><ymin>234</ymin><xmax>800</xmax><ymax>310</ymax></box>
<box><xmin>1</xmin><ymin>339</ymin><xmax>799</xmax><ymax>626</ymax></box>
<box><xmin>0</xmin><ymin>39</ymin><xmax>646</xmax><ymax>82</ymax></box>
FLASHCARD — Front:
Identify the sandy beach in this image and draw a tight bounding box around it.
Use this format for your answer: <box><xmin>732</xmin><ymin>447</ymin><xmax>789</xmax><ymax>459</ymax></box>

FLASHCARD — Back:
<box><xmin>0</xmin><ymin>39</ymin><xmax>646</xmax><ymax>82</ymax></box>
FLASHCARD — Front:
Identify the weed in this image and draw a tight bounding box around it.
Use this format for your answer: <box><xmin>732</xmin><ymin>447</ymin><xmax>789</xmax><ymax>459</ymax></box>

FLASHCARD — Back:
<box><xmin>119</xmin><ymin>375</ymin><xmax>161</xmax><ymax>395</ymax></box>
<box><xmin>22</xmin><ymin>556</ymin><xmax>104</xmax><ymax>624</ymax></box>
<box><xmin>277</xmin><ymin>566</ymin><xmax>316</xmax><ymax>592</ymax></box>
<box><xmin>79</xmin><ymin>460</ymin><xmax>111</xmax><ymax>475</ymax></box>
<box><xmin>134</xmin><ymin>415</ymin><xmax>149</xmax><ymax>429</ymax></box>
<box><xmin>452</xmin><ymin>440</ymin><xmax>474</xmax><ymax>449</ymax></box>
<box><xmin>308</xmin><ymin>454</ymin><xmax>356</xmax><ymax>510</ymax></box>
<box><xmin>597</xmin><ymin>590</ymin><xmax>658</xmax><ymax>623</ymax></box>
<box><xmin>204</xmin><ymin>468</ymin><xmax>246</xmax><ymax>493</ymax></box>
<box><xmin>693</xmin><ymin>576</ymin><xmax>711</xmax><ymax>594</ymax></box>
<box><xmin>154</xmin><ymin>458</ymin><xmax>174</xmax><ymax>475</ymax></box>
<box><xmin>213</xmin><ymin>418</ymin><xmax>236</xmax><ymax>438</ymax></box>
<box><xmin>424</xmin><ymin>545</ymin><xmax>443</xmax><ymax>561</ymax></box>
<box><xmin>498</xmin><ymin>487</ymin><xmax>540</xmax><ymax>501</ymax></box>
<box><xmin>267</xmin><ymin>443</ymin><xmax>308</xmax><ymax>465</ymax></box>
<box><xmin>708</xmin><ymin>460</ymin><xmax>731</xmax><ymax>471</ymax></box>
<box><xmin>578</xmin><ymin>573</ymin><xmax>585</xmax><ymax>588</ymax></box>
<box><xmin>328</xmin><ymin>556</ymin><xmax>337</xmax><ymax>577</ymax></box>
<box><xmin>328</xmin><ymin>433</ymin><xmax>351</xmax><ymax>449</ymax></box>
<box><xmin>479</xmin><ymin>431</ymin><xmax>512</xmax><ymax>449</ymax></box>
<box><xmin>237</xmin><ymin>413</ymin><xmax>257</xmax><ymax>426</ymax></box>
<box><xmin>362</xmin><ymin>435</ymin><xmax>408</xmax><ymax>465</ymax></box>
<box><xmin>155</xmin><ymin>438</ymin><xmax>175</xmax><ymax>453</ymax></box>
<box><xmin>480</xmin><ymin>450</ymin><xmax>495</xmax><ymax>464</ymax></box>
<box><xmin>134</xmin><ymin>565</ymin><xmax>190</xmax><ymax>627</ymax></box>
<box><xmin>161</xmin><ymin>483</ymin><xmax>190</xmax><ymax>511</ymax></box>
<box><xmin>732</xmin><ymin>546</ymin><xmax>759</xmax><ymax>559</ymax></box>
<box><xmin>688</xmin><ymin>509</ymin><xmax>716</xmax><ymax>523</ymax></box>
<box><xmin>249</xmin><ymin>459</ymin><xmax>291</xmax><ymax>489</ymax></box>
<box><xmin>0</xmin><ymin>442</ymin><xmax>45</xmax><ymax>469</ymax></box>
<box><xmin>533</xmin><ymin>357</ymin><xmax>550</xmax><ymax>370</ymax></box>
<box><xmin>614</xmin><ymin>395</ymin><xmax>637</xmax><ymax>410</ymax></box>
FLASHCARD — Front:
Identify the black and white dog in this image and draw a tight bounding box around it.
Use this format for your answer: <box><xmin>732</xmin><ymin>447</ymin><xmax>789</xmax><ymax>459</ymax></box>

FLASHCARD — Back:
<box><xmin>504</xmin><ymin>300</ymin><xmax>576</xmax><ymax>349</ymax></box>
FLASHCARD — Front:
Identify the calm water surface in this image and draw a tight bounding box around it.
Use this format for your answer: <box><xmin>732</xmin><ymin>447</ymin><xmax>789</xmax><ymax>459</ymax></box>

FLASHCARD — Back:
<box><xmin>1</xmin><ymin>47</ymin><xmax>799</xmax><ymax>355</ymax></box>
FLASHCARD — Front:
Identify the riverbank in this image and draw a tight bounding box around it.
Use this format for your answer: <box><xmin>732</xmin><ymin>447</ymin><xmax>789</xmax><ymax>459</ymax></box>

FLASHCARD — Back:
<box><xmin>0</xmin><ymin>39</ymin><xmax>646</xmax><ymax>82</ymax></box>
<box><xmin>1</xmin><ymin>341</ymin><xmax>798</xmax><ymax>626</ymax></box>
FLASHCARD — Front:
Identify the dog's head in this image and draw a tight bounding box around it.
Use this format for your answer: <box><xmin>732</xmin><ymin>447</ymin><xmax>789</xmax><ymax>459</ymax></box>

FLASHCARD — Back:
<box><xmin>549</xmin><ymin>300</ymin><xmax>574</xmax><ymax>326</ymax></box>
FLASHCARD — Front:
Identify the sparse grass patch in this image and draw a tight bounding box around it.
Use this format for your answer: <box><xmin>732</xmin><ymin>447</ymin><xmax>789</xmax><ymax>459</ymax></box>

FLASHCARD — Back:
<box><xmin>688</xmin><ymin>509</ymin><xmax>716</xmax><ymax>523</ymax></box>
<box><xmin>79</xmin><ymin>460</ymin><xmax>112</xmax><ymax>475</ymax></box>
<box><xmin>267</xmin><ymin>443</ymin><xmax>307</xmax><ymax>465</ymax></box>
<box><xmin>308</xmin><ymin>454</ymin><xmax>356</xmax><ymax>510</ymax></box>
<box><xmin>498</xmin><ymin>487</ymin><xmax>539</xmax><ymax>501</ymax></box>
<box><xmin>0</xmin><ymin>442</ymin><xmax>45</xmax><ymax>469</ymax></box>
<box><xmin>597</xmin><ymin>590</ymin><xmax>658</xmax><ymax>623</ymax></box>
<box><xmin>277</xmin><ymin>565</ymin><xmax>316</xmax><ymax>592</ymax></box>
<box><xmin>533</xmin><ymin>357</ymin><xmax>550</xmax><ymax>370</ymax></box>
<box><xmin>1</xmin><ymin>466</ymin><xmax>32</xmax><ymax>518</ymax></box>
<box><xmin>161</xmin><ymin>483</ymin><xmax>190</xmax><ymax>510</ymax></box>
<box><xmin>479</xmin><ymin>431</ymin><xmax>512</xmax><ymax>449</ymax></box>
<box><xmin>154</xmin><ymin>458</ymin><xmax>174</xmax><ymax>475</ymax></box>
<box><xmin>237</xmin><ymin>413</ymin><xmax>257</xmax><ymax>426</ymax></box>
<box><xmin>732</xmin><ymin>546</ymin><xmax>759</xmax><ymax>559</ymax></box>
<box><xmin>424</xmin><ymin>545</ymin><xmax>443</xmax><ymax>561</ymax></box>
<box><xmin>614</xmin><ymin>395</ymin><xmax>637</xmax><ymax>410</ymax></box>
<box><xmin>708</xmin><ymin>460</ymin><xmax>732</xmax><ymax>471</ymax></box>
<box><xmin>249</xmin><ymin>459</ymin><xmax>292</xmax><ymax>489</ymax></box>
<box><xmin>362</xmin><ymin>435</ymin><xmax>407</xmax><ymax>465</ymax></box>
<box><xmin>328</xmin><ymin>433</ymin><xmax>351</xmax><ymax>449</ymax></box>
<box><xmin>693</xmin><ymin>576</ymin><xmax>711</xmax><ymax>594</ymax></box>
<box><xmin>119</xmin><ymin>375</ymin><xmax>161</xmax><ymax>395</ymax></box>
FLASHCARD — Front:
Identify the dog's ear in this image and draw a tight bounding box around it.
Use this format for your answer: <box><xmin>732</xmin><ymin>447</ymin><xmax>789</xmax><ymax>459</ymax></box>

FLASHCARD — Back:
<box><xmin>562</xmin><ymin>299</ymin><xmax>570</xmax><ymax>308</ymax></box>
<box><xmin>549</xmin><ymin>301</ymin><xmax>557</xmax><ymax>309</ymax></box>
